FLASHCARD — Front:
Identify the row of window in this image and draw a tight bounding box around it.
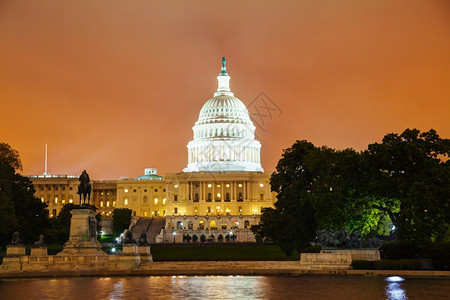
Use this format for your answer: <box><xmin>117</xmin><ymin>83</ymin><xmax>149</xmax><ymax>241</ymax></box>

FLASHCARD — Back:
<box><xmin>123</xmin><ymin>188</ymin><xmax>166</xmax><ymax>193</ymax></box>
<box><xmin>175</xmin><ymin>220</ymin><xmax>251</xmax><ymax>230</ymax></box>
<box><xmin>175</xmin><ymin>193</ymin><xmax>265</xmax><ymax>202</ymax></box>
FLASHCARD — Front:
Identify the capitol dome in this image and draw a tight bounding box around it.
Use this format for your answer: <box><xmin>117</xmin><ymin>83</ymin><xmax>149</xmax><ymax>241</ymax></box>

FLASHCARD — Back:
<box><xmin>184</xmin><ymin>57</ymin><xmax>263</xmax><ymax>173</ymax></box>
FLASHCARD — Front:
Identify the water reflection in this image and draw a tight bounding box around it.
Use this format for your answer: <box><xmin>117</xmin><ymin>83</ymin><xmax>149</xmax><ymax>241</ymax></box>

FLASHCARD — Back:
<box><xmin>0</xmin><ymin>276</ymin><xmax>449</xmax><ymax>299</ymax></box>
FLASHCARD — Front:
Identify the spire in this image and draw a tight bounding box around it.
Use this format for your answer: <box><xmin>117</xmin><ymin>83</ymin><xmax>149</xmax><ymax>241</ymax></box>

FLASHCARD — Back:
<box><xmin>220</xmin><ymin>56</ymin><xmax>228</xmax><ymax>76</ymax></box>
<box><xmin>215</xmin><ymin>56</ymin><xmax>233</xmax><ymax>96</ymax></box>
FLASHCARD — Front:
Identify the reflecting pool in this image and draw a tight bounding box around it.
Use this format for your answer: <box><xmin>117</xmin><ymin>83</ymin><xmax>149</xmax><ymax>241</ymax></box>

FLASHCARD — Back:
<box><xmin>0</xmin><ymin>275</ymin><xmax>449</xmax><ymax>299</ymax></box>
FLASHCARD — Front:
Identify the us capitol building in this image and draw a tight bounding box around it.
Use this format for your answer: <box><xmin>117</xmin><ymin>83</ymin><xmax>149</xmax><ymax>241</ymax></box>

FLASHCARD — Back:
<box><xmin>29</xmin><ymin>58</ymin><xmax>276</xmax><ymax>243</ymax></box>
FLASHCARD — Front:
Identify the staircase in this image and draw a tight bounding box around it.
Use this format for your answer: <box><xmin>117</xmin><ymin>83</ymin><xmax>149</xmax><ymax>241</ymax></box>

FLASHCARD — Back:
<box><xmin>130</xmin><ymin>217</ymin><xmax>166</xmax><ymax>244</ymax></box>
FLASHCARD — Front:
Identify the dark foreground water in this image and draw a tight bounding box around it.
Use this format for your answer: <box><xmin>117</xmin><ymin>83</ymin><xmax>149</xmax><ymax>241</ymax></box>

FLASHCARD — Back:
<box><xmin>0</xmin><ymin>276</ymin><xmax>449</xmax><ymax>300</ymax></box>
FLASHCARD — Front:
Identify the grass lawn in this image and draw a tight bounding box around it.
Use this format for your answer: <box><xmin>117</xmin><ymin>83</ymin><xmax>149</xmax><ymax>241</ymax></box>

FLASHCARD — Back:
<box><xmin>150</xmin><ymin>244</ymin><xmax>299</xmax><ymax>261</ymax></box>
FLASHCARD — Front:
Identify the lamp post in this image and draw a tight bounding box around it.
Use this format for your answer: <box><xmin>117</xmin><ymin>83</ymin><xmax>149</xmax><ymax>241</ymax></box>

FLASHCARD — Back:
<box><xmin>173</xmin><ymin>231</ymin><xmax>176</xmax><ymax>243</ymax></box>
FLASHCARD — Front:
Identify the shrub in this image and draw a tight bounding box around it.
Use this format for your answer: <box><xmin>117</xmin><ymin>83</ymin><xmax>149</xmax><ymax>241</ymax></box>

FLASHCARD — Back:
<box><xmin>225</xmin><ymin>234</ymin><xmax>230</xmax><ymax>242</ymax></box>
<box><xmin>351</xmin><ymin>260</ymin><xmax>375</xmax><ymax>270</ymax></box>
<box><xmin>186</xmin><ymin>235</ymin><xmax>192</xmax><ymax>243</ymax></box>
<box><xmin>192</xmin><ymin>234</ymin><xmax>198</xmax><ymax>242</ymax></box>
<box><xmin>429</xmin><ymin>242</ymin><xmax>450</xmax><ymax>270</ymax></box>
<box><xmin>218</xmin><ymin>234</ymin><xmax>223</xmax><ymax>242</ymax></box>
<box><xmin>200</xmin><ymin>235</ymin><xmax>206</xmax><ymax>242</ymax></box>
<box><xmin>374</xmin><ymin>259</ymin><xmax>425</xmax><ymax>270</ymax></box>
<box><xmin>301</xmin><ymin>245</ymin><xmax>322</xmax><ymax>253</ymax></box>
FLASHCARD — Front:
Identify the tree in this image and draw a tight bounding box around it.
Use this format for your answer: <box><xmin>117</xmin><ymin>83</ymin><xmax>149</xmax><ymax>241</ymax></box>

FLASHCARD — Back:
<box><xmin>364</xmin><ymin>129</ymin><xmax>450</xmax><ymax>243</ymax></box>
<box><xmin>255</xmin><ymin>129</ymin><xmax>449</xmax><ymax>254</ymax></box>
<box><xmin>0</xmin><ymin>143</ymin><xmax>49</xmax><ymax>245</ymax></box>
<box><xmin>112</xmin><ymin>208</ymin><xmax>132</xmax><ymax>235</ymax></box>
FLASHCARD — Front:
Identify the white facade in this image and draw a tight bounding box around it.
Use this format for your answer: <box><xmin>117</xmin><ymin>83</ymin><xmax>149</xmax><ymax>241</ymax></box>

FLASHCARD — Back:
<box><xmin>184</xmin><ymin>59</ymin><xmax>263</xmax><ymax>173</ymax></box>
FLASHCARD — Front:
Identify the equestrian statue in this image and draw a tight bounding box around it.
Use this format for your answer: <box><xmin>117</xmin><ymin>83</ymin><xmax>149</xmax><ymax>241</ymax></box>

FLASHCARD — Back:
<box><xmin>77</xmin><ymin>169</ymin><xmax>92</xmax><ymax>205</ymax></box>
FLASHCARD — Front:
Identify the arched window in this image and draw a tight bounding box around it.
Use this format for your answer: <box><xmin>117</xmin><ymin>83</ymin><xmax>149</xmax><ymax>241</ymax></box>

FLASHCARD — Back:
<box><xmin>188</xmin><ymin>221</ymin><xmax>193</xmax><ymax>230</ymax></box>
<box><xmin>177</xmin><ymin>221</ymin><xmax>183</xmax><ymax>230</ymax></box>
<box><xmin>210</xmin><ymin>220</ymin><xmax>217</xmax><ymax>229</ymax></box>
<box><xmin>238</xmin><ymin>192</ymin><xmax>243</xmax><ymax>201</ymax></box>
<box><xmin>199</xmin><ymin>221</ymin><xmax>205</xmax><ymax>230</ymax></box>
<box><xmin>244</xmin><ymin>220</ymin><xmax>250</xmax><ymax>229</ymax></box>
<box><xmin>221</xmin><ymin>222</ymin><xmax>227</xmax><ymax>230</ymax></box>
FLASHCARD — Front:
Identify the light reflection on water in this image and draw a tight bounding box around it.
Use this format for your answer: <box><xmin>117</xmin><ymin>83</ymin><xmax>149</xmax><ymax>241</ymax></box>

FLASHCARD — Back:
<box><xmin>0</xmin><ymin>276</ymin><xmax>449</xmax><ymax>300</ymax></box>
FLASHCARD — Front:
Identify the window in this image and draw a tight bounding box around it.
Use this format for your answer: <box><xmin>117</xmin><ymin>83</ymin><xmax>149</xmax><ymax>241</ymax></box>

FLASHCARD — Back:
<box><xmin>143</xmin><ymin>196</ymin><xmax>148</xmax><ymax>204</ymax></box>
<box><xmin>238</xmin><ymin>183</ymin><xmax>243</xmax><ymax>188</ymax></box>
<box><xmin>133</xmin><ymin>189</ymin><xmax>137</xmax><ymax>193</ymax></box>
<box><xmin>54</xmin><ymin>197</ymin><xmax>58</xmax><ymax>204</ymax></box>
<box><xmin>55</xmin><ymin>186</ymin><xmax>58</xmax><ymax>191</ymax></box>
<box><xmin>260</xmin><ymin>193</ymin><xmax>264</xmax><ymax>200</ymax></box>
<box><xmin>163</xmin><ymin>189</ymin><xmax>166</xmax><ymax>192</ymax></box>
<box><xmin>215</xmin><ymin>193</ymin><xmax>221</xmax><ymax>202</ymax></box>
<box><xmin>174</xmin><ymin>207</ymin><xmax>178</xmax><ymax>214</ymax></box>
<box><xmin>174</xmin><ymin>195</ymin><xmax>178</xmax><ymax>201</ymax></box>
<box><xmin>144</xmin><ymin>189</ymin><xmax>147</xmax><ymax>193</ymax></box>
<box><xmin>106</xmin><ymin>201</ymin><xmax>110</xmax><ymax>207</ymax></box>
<box><xmin>208</xmin><ymin>184</ymin><xmax>212</xmax><ymax>188</ymax></box>
<box><xmin>69</xmin><ymin>199</ymin><xmax>73</xmax><ymax>203</ymax></box>
<box><xmin>163</xmin><ymin>198</ymin><xmax>166</xmax><ymax>204</ymax></box>
<box><xmin>239</xmin><ymin>206</ymin><xmax>242</xmax><ymax>213</ymax></box>
<box><xmin>154</xmin><ymin>189</ymin><xmax>158</xmax><ymax>192</ymax></box>
<box><xmin>238</xmin><ymin>192</ymin><xmax>243</xmax><ymax>201</ymax></box>
<box><xmin>210</xmin><ymin>220</ymin><xmax>217</xmax><ymax>229</ymax></box>
<box><xmin>221</xmin><ymin>222</ymin><xmax>227</xmax><ymax>230</ymax></box>
<box><xmin>194</xmin><ymin>193</ymin><xmax>199</xmax><ymax>202</ymax></box>
<box><xmin>225</xmin><ymin>193</ymin><xmax>230</xmax><ymax>201</ymax></box>
<box><xmin>124</xmin><ymin>199</ymin><xmax>128</xmax><ymax>205</ymax></box>
<box><xmin>154</xmin><ymin>198</ymin><xmax>158</xmax><ymax>205</ymax></box>
<box><xmin>207</xmin><ymin>206</ymin><xmax>211</xmax><ymax>213</ymax></box>
<box><xmin>100</xmin><ymin>201</ymin><xmax>104</xmax><ymax>207</ymax></box>
<box><xmin>177</xmin><ymin>221</ymin><xmax>182</xmax><ymax>229</ymax></box>
<box><xmin>124</xmin><ymin>189</ymin><xmax>128</xmax><ymax>193</ymax></box>
<box><xmin>69</xmin><ymin>187</ymin><xmax>73</xmax><ymax>191</ymax></box>
<box><xmin>244</xmin><ymin>220</ymin><xmax>250</xmax><ymax>229</ymax></box>
<box><xmin>207</xmin><ymin>193</ymin><xmax>212</xmax><ymax>202</ymax></box>
<box><xmin>174</xmin><ymin>184</ymin><xmax>178</xmax><ymax>189</ymax></box>
<box><xmin>144</xmin><ymin>211</ymin><xmax>148</xmax><ymax>217</ymax></box>
<box><xmin>259</xmin><ymin>183</ymin><xmax>264</xmax><ymax>187</ymax></box>
<box><xmin>226</xmin><ymin>184</ymin><xmax>230</xmax><ymax>188</ymax></box>
<box><xmin>199</xmin><ymin>221</ymin><xmax>205</xmax><ymax>230</ymax></box>
<box><xmin>188</xmin><ymin>221</ymin><xmax>193</xmax><ymax>230</ymax></box>
<box><xmin>51</xmin><ymin>209</ymin><xmax>57</xmax><ymax>217</ymax></box>
<box><xmin>154</xmin><ymin>211</ymin><xmax>158</xmax><ymax>216</ymax></box>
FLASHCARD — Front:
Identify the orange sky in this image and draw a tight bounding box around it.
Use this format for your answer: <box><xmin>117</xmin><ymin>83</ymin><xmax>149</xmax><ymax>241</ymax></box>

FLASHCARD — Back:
<box><xmin>1</xmin><ymin>0</ymin><xmax>449</xmax><ymax>180</ymax></box>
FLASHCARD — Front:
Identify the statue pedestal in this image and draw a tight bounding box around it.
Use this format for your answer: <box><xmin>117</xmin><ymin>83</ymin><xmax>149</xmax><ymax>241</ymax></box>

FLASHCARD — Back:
<box><xmin>31</xmin><ymin>247</ymin><xmax>48</xmax><ymax>256</ymax></box>
<box><xmin>6</xmin><ymin>245</ymin><xmax>26</xmax><ymax>256</ymax></box>
<box><xmin>112</xmin><ymin>244</ymin><xmax>140</xmax><ymax>269</ymax></box>
<box><xmin>1</xmin><ymin>245</ymin><xmax>26</xmax><ymax>271</ymax></box>
<box><xmin>138</xmin><ymin>245</ymin><xmax>153</xmax><ymax>262</ymax></box>
<box><xmin>122</xmin><ymin>244</ymin><xmax>137</xmax><ymax>255</ymax></box>
<box><xmin>321</xmin><ymin>249</ymin><xmax>381</xmax><ymax>261</ymax></box>
<box><xmin>57</xmin><ymin>208</ymin><xmax>106</xmax><ymax>256</ymax></box>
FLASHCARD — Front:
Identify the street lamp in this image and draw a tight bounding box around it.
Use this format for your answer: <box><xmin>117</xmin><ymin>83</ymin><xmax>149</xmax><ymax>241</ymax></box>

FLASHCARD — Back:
<box><xmin>172</xmin><ymin>231</ymin><xmax>176</xmax><ymax>243</ymax></box>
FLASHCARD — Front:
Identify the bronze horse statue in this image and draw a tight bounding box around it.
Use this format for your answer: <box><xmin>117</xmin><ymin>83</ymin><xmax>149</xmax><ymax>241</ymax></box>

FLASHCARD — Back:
<box><xmin>77</xmin><ymin>170</ymin><xmax>92</xmax><ymax>205</ymax></box>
